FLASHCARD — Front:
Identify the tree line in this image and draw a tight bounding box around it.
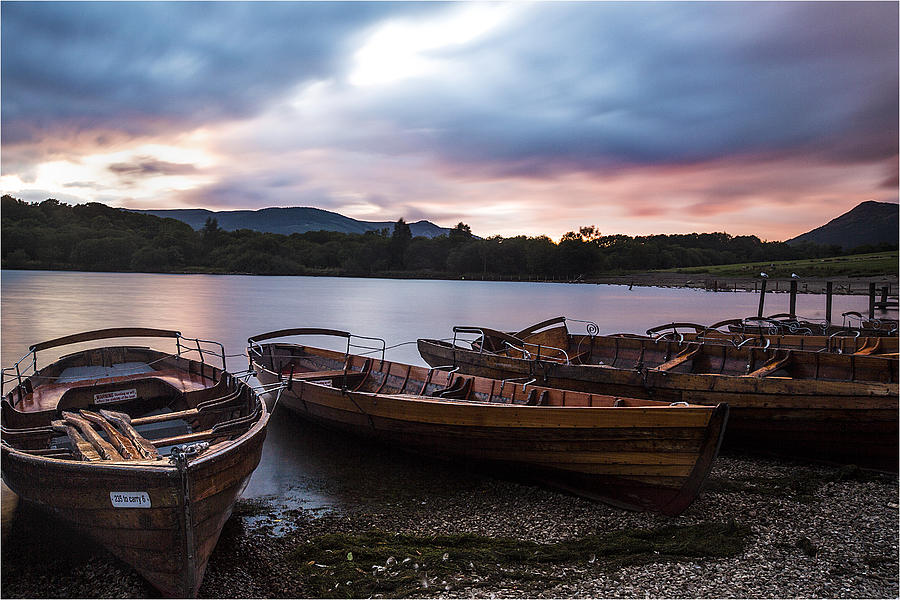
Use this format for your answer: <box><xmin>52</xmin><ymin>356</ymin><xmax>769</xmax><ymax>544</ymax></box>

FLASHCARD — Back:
<box><xmin>2</xmin><ymin>195</ymin><xmax>889</xmax><ymax>279</ymax></box>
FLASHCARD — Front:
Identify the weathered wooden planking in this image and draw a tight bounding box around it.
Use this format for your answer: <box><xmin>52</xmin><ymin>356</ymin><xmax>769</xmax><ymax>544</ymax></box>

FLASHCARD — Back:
<box><xmin>417</xmin><ymin>333</ymin><xmax>898</xmax><ymax>471</ymax></box>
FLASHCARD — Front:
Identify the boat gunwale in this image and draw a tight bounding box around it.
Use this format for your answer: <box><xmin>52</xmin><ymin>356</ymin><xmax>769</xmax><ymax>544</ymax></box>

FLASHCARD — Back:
<box><xmin>250</xmin><ymin>342</ymin><xmax>721</xmax><ymax>413</ymax></box>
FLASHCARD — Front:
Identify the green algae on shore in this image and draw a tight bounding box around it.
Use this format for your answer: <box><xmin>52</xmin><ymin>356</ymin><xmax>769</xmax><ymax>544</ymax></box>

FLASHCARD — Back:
<box><xmin>287</xmin><ymin>522</ymin><xmax>751</xmax><ymax>598</ymax></box>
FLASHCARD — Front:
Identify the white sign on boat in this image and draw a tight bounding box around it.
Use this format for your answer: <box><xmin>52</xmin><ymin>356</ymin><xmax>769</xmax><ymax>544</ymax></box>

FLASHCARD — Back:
<box><xmin>110</xmin><ymin>491</ymin><xmax>151</xmax><ymax>508</ymax></box>
<box><xmin>94</xmin><ymin>388</ymin><xmax>138</xmax><ymax>404</ymax></box>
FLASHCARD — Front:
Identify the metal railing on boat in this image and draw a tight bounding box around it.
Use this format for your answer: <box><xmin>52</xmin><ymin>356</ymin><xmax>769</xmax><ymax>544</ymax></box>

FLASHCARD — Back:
<box><xmin>247</xmin><ymin>328</ymin><xmax>387</xmax><ymax>393</ymax></box>
<box><xmin>2</xmin><ymin>328</ymin><xmax>227</xmax><ymax>400</ymax></box>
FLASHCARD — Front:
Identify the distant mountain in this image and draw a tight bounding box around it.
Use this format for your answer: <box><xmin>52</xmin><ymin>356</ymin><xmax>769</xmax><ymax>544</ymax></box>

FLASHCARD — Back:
<box><xmin>132</xmin><ymin>207</ymin><xmax>452</xmax><ymax>238</ymax></box>
<box><xmin>785</xmin><ymin>201</ymin><xmax>899</xmax><ymax>250</ymax></box>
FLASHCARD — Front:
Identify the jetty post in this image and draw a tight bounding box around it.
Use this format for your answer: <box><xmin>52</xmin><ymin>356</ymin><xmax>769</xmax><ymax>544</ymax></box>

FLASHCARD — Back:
<box><xmin>825</xmin><ymin>281</ymin><xmax>833</xmax><ymax>326</ymax></box>
<box><xmin>789</xmin><ymin>280</ymin><xmax>798</xmax><ymax>318</ymax></box>
<box><xmin>868</xmin><ymin>282</ymin><xmax>877</xmax><ymax>319</ymax></box>
<box><xmin>757</xmin><ymin>278</ymin><xmax>768</xmax><ymax>317</ymax></box>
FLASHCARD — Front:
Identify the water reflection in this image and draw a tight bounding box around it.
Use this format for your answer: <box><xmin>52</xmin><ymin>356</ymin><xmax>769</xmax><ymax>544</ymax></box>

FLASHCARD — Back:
<box><xmin>1</xmin><ymin>270</ymin><xmax>881</xmax><ymax>368</ymax></box>
<box><xmin>245</xmin><ymin>409</ymin><xmax>492</xmax><ymax>513</ymax></box>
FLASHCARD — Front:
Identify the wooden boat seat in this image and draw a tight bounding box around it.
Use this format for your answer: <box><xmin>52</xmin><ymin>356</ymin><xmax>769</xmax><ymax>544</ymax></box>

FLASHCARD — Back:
<box><xmin>281</xmin><ymin>367</ymin><xmax>368</xmax><ymax>387</ymax></box>
<box><xmin>744</xmin><ymin>353</ymin><xmax>792</xmax><ymax>378</ymax></box>
<box><xmin>568</xmin><ymin>349</ymin><xmax>593</xmax><ymax>365</ymax></box>
<box><xmin>150</xmin><ymin>403</ymin><xmax>262</xmax><ymax>448</ymax></box>
<box><xmin>654</xmin><ymin>347</ymin><xmax>701</xmax><ymax>372</ymax></box>
<box><xmin>16</xmin><ymin>368</ymin><xmax>212</xmax><ymax>414</ymax></box>
<box><xmin>56</xmin><ymin>362</ymin><xmax>154</xmax><ymax>383</ymax></box>
<box><xmin>524</xmin><ymin>389</ymin><xmax>549</xmax><ymax>406</ymax></box>
<box><xmin>431</xmin><ymin>376</ymin><xmax>473</xmax><ymax>400</ymax></box>
<box><xmin>283</xmin><ymin>369</ymin><xmax>349</xmax><ymax>380</ymax></box>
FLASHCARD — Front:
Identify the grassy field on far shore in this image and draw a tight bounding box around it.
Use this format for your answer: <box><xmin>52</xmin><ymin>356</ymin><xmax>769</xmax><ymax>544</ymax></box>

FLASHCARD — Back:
<box><xmin>663</xmin><ymin>251</ymin><xmax>898</xmax><ymax>279</ymax></box>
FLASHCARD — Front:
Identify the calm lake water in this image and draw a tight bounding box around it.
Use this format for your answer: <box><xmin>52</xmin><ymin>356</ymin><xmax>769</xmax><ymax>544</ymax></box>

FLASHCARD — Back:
<box><xmin>0</xmin><ymin>269</ymin><xmax>878</xmax><ymax>515</ymax></box>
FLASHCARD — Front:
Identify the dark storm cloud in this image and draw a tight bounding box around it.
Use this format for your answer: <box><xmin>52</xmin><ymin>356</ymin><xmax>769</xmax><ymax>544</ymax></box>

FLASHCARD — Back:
<box><xmin>2</xmin><ymin>1</ymin><xmax>896</xmax><ymax>187</ymax></box>
<box><xmin>351</xmin><ymin>1</ymin><xmax>898</xmax><ymax>174</ymax></box>
<box><xmin>108</xmin><ymin>157</ymin><xmax>197</xmax><ymax>176</ymax></box>
<box><xmin>1</xmin><ymin>1</ymin><xmax>435</xmax><ymax>144</ymax></box>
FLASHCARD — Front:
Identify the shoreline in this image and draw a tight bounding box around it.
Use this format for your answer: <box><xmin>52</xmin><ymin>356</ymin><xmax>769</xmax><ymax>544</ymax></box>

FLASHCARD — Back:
<box><xmin>584</xmin><ymin>272</ymin><xmax>898</xmax><ymax>295</ymax></box>
<box><xmin>3</xmin><ymin>267</ymin><xmax>896</xmax><ymax>296</ymax></box>
<box><xmin>2</xmin><ymin>451</ymin><xmax>897</xmax><ymax>598</ymax></box>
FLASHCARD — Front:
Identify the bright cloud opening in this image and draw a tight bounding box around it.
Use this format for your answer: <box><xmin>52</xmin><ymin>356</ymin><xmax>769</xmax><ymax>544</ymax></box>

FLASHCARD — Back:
<box><xmin>349</xmin><ymin>4</ymin><xmax>515</xmax><ymax>87</ymax></box>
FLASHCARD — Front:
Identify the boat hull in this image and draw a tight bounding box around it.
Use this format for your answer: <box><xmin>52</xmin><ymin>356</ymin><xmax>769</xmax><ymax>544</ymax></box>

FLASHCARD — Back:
<box><xmin>1</xmin><ymin>416</ymin><xmax>267</xmax><ymax>597</ymax></box>
<box><xmin>253</xmin><ymin>351</ymin><xmax>726</xmax><ymax>516</ymax></box>
<box><xmin>417</xmin><ymin>339</ymin><xmax>899</xmax><ymax>471</ymax></box>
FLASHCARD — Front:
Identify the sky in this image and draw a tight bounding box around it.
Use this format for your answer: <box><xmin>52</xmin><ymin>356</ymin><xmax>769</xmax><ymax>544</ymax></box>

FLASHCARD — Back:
<box><xmin>2</xmin><ymin>1</ymin><xmax>897</xmax><ymax>241</ymax></box>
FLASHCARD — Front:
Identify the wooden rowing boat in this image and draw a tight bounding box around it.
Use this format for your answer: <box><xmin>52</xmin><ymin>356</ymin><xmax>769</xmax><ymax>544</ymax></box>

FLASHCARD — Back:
<box><xmin>1</xmin><ymin>328</ymin><xmax>269</xmax><ymax>597</ymax></box>
<box><xmin>726</xmin><ymin>313</ymin><xmax>898</xmax><ymax>337</ymax></box>
<box><xmin>644</xmin><ymin>320</ymin><xmax>899</xmax><ymax>356</ymax></box>
<box><xmin>417</xmin><ymin>317</ymin><xmax>898</xmax><ymax>471</ymax></box>
<box><xmin>248</xmin><ymin>328</ymin><xmax>728</xmax><ymax>517</ymax></box>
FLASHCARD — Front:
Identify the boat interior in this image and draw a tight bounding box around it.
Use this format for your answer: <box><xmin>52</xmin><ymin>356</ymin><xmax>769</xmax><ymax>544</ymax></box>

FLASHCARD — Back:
<box><xmin>643</xmin><ymin>321</ymin><xmax>899</xmax><ymax>356</ymax></box>
<box><xmin>446</xmin><ymin>320</ymin><xmax>898</xmax><ymax>384</ymax></box>
<box><xmin>253</xmin><ymin>341</ymin><xmax>693</xmax><ymax>409</ymax></box>
<box><xmin>2</xmin><ymin>345</ymin><xmax>263</xmax><ymax>462</ymax></box>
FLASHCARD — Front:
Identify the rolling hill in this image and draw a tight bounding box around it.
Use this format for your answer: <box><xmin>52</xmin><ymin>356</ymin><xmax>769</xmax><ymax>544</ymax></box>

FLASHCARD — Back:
<box><xmin>786</xmin><ymin>200</ymin><xmax>898</xmax><ymax>250</ymax></box>
<box><xmin>132</xmin><ymin>207</ymin><xmax>452</xmax><ymax>238</ymax></box>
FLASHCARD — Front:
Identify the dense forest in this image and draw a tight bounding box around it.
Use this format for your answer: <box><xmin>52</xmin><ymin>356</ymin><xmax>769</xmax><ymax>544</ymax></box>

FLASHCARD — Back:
<box><xmin>2</xmin><ymin>195</ymin><xmax>892</xmax><ymax>279</ymax></box>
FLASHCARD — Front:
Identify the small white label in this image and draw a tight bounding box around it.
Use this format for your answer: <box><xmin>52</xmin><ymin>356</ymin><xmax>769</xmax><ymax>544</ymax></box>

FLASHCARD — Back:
<box><xmin>110</xmin><ymin>491</ymin><xmax>151</xmax><ymax>508</ymax></box>
<box><xmin>94</xmin><ymin>388</ymin><xmax>138</xmax><ymax>404</ymax></box>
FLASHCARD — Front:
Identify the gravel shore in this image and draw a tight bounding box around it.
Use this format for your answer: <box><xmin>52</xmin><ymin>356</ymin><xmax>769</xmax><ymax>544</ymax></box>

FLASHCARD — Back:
<box><xmin>2</xmin><ymin>448</ymin><xmax>897</xmax><ymax>599</ymax></box>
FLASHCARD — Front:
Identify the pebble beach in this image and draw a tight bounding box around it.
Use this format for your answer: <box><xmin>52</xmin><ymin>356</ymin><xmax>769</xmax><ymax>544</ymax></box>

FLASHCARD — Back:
<box><xmin>2</xmin><ymin>443</ymin><xmax>897</xmax><ymax>599</ymax></box>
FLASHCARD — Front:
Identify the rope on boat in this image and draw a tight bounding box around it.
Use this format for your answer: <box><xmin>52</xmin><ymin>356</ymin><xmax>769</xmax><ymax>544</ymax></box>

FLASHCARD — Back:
<box><xmin>340</xmin><ymin>338</ymin><xmax>459</xmax><ymax>359</ymax></box>
<box><xmin>249</xmin><ymin>380</ymin><xmax>289</xmax><ymax>411</ymax></box>
<box><xmin>354</xmin><ymin>339</ymin><xmax>423</xmax><ymax>356</ymax></box>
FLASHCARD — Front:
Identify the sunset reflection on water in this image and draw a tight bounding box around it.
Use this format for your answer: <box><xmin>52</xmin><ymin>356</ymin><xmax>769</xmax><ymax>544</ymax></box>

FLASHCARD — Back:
<box><xmin>2</xmin><ymin>269</ymin><xmax>878</xmax><ymax>366</ymax></box>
